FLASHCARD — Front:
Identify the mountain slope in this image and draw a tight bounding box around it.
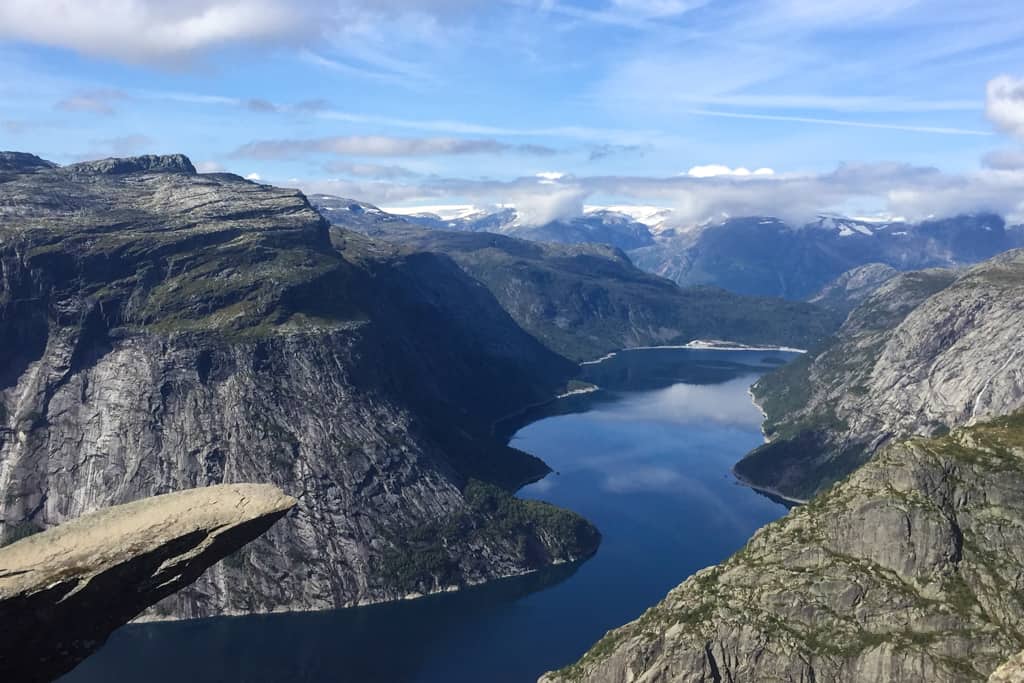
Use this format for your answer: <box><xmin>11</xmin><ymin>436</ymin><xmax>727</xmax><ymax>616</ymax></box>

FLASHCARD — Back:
<box><xmin>309</xmin><ymin>195</ymin><xmax>1017</xmax><ymax>301</ymax></box>
<box><xmin>0</xmin><ymin>154</ymin><xmax>598</xmax><ymax>618</ymax></box>
<box><xmin>378</xmin><ymin>202</ymin><xmax>658</xmax><ymax>251</ymax></box>
<box><xmin>631</xmin><ymin>213</ymin><xmax>1016</xmax><ymax>299</ymax></box>
<box><xmin>330</xmin><ymin>226</ymin><xmax>841</xmax><ymax>361</ymax></box>
<box><xmin>736</xmin><ymin>250</ymin><xmax>1024</xmax><ymax>500</ymax></box>
<box><xmin>543</xmin><ymin>413</ymin><xmax>1024</xmax><ymax>683</ymax></box>
<box><xmin>809</xmin><ymin>262</ymin><xmax>900</xmax><ymax>316</ymax></box>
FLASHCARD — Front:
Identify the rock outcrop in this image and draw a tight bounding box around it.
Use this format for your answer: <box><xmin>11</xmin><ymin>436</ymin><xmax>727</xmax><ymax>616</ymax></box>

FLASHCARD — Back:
<box><xmin>0</xmin><ymin>153</ymin><xmax>597</xmax><ymax>618</ymax></box>
<box><xmin>737</xmin><ymin>250</ymin><xmax>1024</xmax><ymax>500</ymax></box>
<box><xmin>809</xmin><ymin>262</ymin><xmax>899</xmax><ymax>315</ymax></box>
<box><xmin>0</xmin><ymin>484</ymin><xmax>295</xmax><ymax>682</ymax></box>
<box><xmin>991</xmin><ymin>650</ymin><xmax>1024</xmax><ymax>682</ymax></box>
<box><xmin>543</xmin><ymin>414</ymin><xmax>1024</xmax><ymax>682</ymax></box>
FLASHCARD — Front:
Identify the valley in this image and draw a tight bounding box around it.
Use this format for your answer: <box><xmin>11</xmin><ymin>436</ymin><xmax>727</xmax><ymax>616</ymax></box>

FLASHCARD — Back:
<box><xmin>5</xmin><ymin>5</ymin><xmax>1024</xmax><ymax>682</ymax></box>
<box><xmin>61</xmin><ymin>348</ymin><xmax>792</xmax><ymax>683</ymax></box>
<box><xmin>3</xmin><ymin>154</ymin><xmax>1024</xmax><ymax>683</ymax></box>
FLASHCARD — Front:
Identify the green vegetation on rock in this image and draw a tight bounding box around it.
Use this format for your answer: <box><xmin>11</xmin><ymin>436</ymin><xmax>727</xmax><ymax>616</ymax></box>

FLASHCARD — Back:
<box><xmin>324</xmin><ymin>224</ymin><xmax>843</xmax><ymax>361</ymax></box>
<box><xmin>545</xmin><ymin>414</ymin><xmax>1024</xmax><ymax>683</ymax></box>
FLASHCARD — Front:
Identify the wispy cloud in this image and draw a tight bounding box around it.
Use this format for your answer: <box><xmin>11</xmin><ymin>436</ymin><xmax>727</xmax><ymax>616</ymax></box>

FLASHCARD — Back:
<box><xmin>512</xmin><ymin>0</ymin><xmax>707</xmax><ymax>30</ymax></box>
<box><xmin>54</xmin><ymin>89</ymin><xmax>126</xmax><ymax>115</ymax></box>
<box><xmin>230</xmin><ymin>135</ymin><xmax>558</xmax><ymax>159</ymax></box>
<box><xmin>324</xmin><ymin>161</ymin><xmax>422</xmax><ymax>179</ymax></box>
<box><xmin>299</xmin><ymin>50</ymin><xmax>421</xmax><ymax>88</ymax></box>
<box><xmin>682</xmin><ymin>109</ymin><xmax>994</xmax><ymax>137</ymax></box>
<box><xmin>668</xmin><ymin>93</ymin><xmax>981</xmax><ymax>113</ymax></box>
<box><xmin>588</xmin><ymin>143</ymin><xmax>646</xmax><ymax>161</ymax></box>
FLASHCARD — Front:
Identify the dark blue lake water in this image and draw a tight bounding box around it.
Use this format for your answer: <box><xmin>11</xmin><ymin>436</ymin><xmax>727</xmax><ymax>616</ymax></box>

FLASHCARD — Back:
<box><xmin>63</xmin><ymin>348</ymin><xmax>793</xmax><ymax>683</ymax></box>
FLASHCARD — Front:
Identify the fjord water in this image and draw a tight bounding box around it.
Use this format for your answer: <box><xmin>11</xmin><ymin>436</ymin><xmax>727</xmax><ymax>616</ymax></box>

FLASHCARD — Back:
<box><xmin>63</xmin><ymin>349</ymin><xmax>791</xmax><ymax>683</ymax></box>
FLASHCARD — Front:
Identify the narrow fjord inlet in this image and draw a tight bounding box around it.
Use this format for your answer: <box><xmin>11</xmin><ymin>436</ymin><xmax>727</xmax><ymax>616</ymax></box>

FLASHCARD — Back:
<box><xmin>6</xmin><ymin>5</ymin><xmax>1024</xmax><ymax>680</ymax></box>
<box><xmin>62</xmin><ymin>349</ymin><xmax>791</xmax><ymax>682</ymax></box>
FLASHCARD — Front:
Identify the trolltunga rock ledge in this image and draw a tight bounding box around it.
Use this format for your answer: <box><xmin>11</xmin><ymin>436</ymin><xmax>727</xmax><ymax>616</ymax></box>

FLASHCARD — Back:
<box><xmin>0</xmin><ymin>484</ymin><xmax>296</xmax><ymax>682</ymax></box>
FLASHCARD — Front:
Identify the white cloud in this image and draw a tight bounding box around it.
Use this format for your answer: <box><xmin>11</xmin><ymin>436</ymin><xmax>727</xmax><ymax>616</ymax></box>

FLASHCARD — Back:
<box><xmin>244</xmin><ymin>172</ymin><xmax>262</xmax><ymax>181</ymax></box>
<box><xmin>686</xmin><ymin>164</ymin><xmax>774</xmax><ymax>178</ymax></box>
<box><xmin>986</xmin><ymin>75</ymin><xmax>1024</xmax><ymax>139</ymax></box>
<box><xmin>0</xmin><ymin>1</ymin><xmax>484</xmax><ymax>66</ymax></box>
<box><xmin>299</xmin><ymin>162</ymin><xmax>1024</xmax><ymax>228</ymax></box>
<box><xmin>512</xmin><ymin>185</ymin><xmax>588</xmax><ymax>224</ymax></box>
<box><xmin>0</xmin><ymin>1</ymin><xmax>320</xmax><ymax>64</ymax></box>
<box><xmin>536</xmin><ymin>171</ymin><xmax>568</xmax><ymax>184</ymax></box>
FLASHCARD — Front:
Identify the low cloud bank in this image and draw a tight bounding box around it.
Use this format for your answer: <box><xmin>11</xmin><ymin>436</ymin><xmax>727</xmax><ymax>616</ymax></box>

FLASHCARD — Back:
<box><xmin>303</xmin><ymin>161</ymin><xmax>1024</xmax><ymax>227</ymax></box>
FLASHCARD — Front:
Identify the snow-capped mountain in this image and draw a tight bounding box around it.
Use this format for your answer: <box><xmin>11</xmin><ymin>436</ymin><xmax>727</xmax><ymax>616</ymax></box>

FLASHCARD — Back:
<box><xmin>631</xmin><ymin>212</ymin><xmax>1017</xmax><ymax>299</ymax></box>
<box><xmin>383</xmin><ymin>203</ymin><xmax>659</xmax><ymax>250</ymax></box>
<box><xmin>311</xmin><ymin>194</ymin><xmax>1021</xmax><ymax>301</ymax></box>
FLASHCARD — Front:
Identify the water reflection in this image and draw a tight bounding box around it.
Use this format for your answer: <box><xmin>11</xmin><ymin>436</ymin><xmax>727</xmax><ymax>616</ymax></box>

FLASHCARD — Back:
<box><xmin>63</xmin><ymin>349</ymin><xmax>795</xmax><ymax>683</ymax></box>
<box><xmin>66</xmin><ymin>563</ymin><xmax>583</xmax><ymax>683</ymax></box>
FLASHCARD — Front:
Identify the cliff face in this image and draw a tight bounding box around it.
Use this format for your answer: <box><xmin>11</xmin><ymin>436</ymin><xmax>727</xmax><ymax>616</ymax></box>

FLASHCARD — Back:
<box><xmin>0</xmin><ymin>154</ymin><xmax>597</xmax><ymax>618</ymax></box>
<box><xmin>0</xmin><ymin>484</ymin><xmax>295</xmax><ymax>682</ymax></box>
<box><xmin>324</xmin><ymin>226</ymin><xmax>841</xmax><ymax>362</ymax></box>
<box><xmin>544</xmin><ymin>413</ymin><xmax>1024</xmax><ymax>683</ymax></box>
<box><xmin>737</xmin><ymin>251</ymin><xmax>1024</xmax><ymax>500</ymax></box>
<box><xmin>990</xmin><ymin>651</ymin><xmax>1024</xmax><ymax>682</ymax></box>
<box><xmin>809</xmin><ymin>262</ymin><xmax>899</xmax><ymax>315</ymax></box>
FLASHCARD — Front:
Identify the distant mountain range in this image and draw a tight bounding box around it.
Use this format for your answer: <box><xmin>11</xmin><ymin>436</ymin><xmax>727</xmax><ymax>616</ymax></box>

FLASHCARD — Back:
<box><xmin>311</xmin><ymin>195</ymin><xmax>1024</xmax><ymax>300</ymax></box>
<box><xmin>315</xmin><ymin>197</ymin><xmax>841</xmax><ymax>361</ymax></box>
<box><xmin>545</xmin><ymin>248</ymin><xmax>1024</xmax><ymax>683</ymax></box>
<box><xmin>314</xmin><ymin>196</ymin><xmax>657</xmax><ymax>251</ymax></box>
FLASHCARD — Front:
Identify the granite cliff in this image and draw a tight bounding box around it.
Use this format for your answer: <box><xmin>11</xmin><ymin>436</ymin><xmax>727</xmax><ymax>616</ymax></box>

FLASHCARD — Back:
<box><xmin>0</xmin><ymin>153</ymin><xmax>598</xmax><ymax>618</ymax></box>
<box><xmin>544</xmin><ymin>413</ymin><xmax>1024</xmax><ymax>682</ymax></box>
<box><xmin>543</xmin><ymin>249</ymin><xmax>1024</xmax><ymax>682</ymax></box>
<box><xmin>0</xmin><ymin>484</ymin><xmax>295</xmax><ymax>682</ymax></box>
<box><xmin>737</xmin><ymin>251</ymin><xmax>1024</xmax><ymax>500</ymax></box>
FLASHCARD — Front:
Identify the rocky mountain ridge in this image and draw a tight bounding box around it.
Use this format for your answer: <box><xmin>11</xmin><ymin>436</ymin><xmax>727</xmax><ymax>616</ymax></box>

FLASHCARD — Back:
<box><xmin>542</xmin><ymin>247</ymin><xmax>1024</xmax><ymax>682</ymax></box>
<box><xmin>737</xmin><ymin>249</ymin><xmax>1024</xmax><ymax>500</ymax></box>
<box><xmin>631</xmin><ymin>212</ymin><xmax>1019</xmax><ymax>299</ymax></box>
<box><xmin>0</xmin><ymin>153</ymin><xmax>598</xmax><ymax>619</ymax></box>
<box><xmin>543</xmin><ymin>412</ymin><xmax>1024</xmax><ymax>682</ymax></box>
<box><xmin>316</xmin><ymin>203</ymin><xmax>842</xmax><ymax>361</ymax></box>
<box><xmin>310</xmin><ymin>195</ymin><xmax>1022</xmax><ymax>300</ymax></box>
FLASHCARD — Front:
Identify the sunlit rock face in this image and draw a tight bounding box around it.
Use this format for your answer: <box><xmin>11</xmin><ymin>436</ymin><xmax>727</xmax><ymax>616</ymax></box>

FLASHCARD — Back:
<box><xmin>0</xmin><ymin>154</ymin><xmax>596</xmax><ymax>620</ymax></box>
<box><xmin>739</xmin><ymin>250</ymin><xmax>1024</xmax><ymax>500</ymax></box>
<box><xmin>543</xmin><ymin>414</ymin><xmax>1024</xmax><ymax>683</ymax></box>
<box><xmin>990</xmin><ymin>650</ymin><xmax>1024</xmax><ymax>682</ymax></box>
<box><xmin>0</xmin><ymin>484</ymin><xmax>296</xmax><ymax>683</ymax></box>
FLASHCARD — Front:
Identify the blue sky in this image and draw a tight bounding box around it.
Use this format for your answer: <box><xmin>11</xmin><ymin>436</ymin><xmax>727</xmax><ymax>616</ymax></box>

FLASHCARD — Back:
<box><xmin>2</xmin><ymin>0</ymin><xmax>1024</xmax><ymax>224</ymax></box>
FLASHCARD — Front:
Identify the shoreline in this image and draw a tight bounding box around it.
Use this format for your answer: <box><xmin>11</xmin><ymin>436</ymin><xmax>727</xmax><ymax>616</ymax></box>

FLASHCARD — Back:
<box><xmin>579</xmin><ymin>340</ymin><xmax>807</xmax><ymax>366</ymax></box>
<box><xmin>747</xmin><ymin>387</ymin><xmax>770</xmax><ymax>443</ymax></box>
<box><xmin>556</xmin><ymin>385</ymin><xmax>599</xmax><ymax>399</ymax></box>
<box><xmin>730</xmin><ymin>467</ymin><xmax>810</xmax><ymax>506</ymax></box>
